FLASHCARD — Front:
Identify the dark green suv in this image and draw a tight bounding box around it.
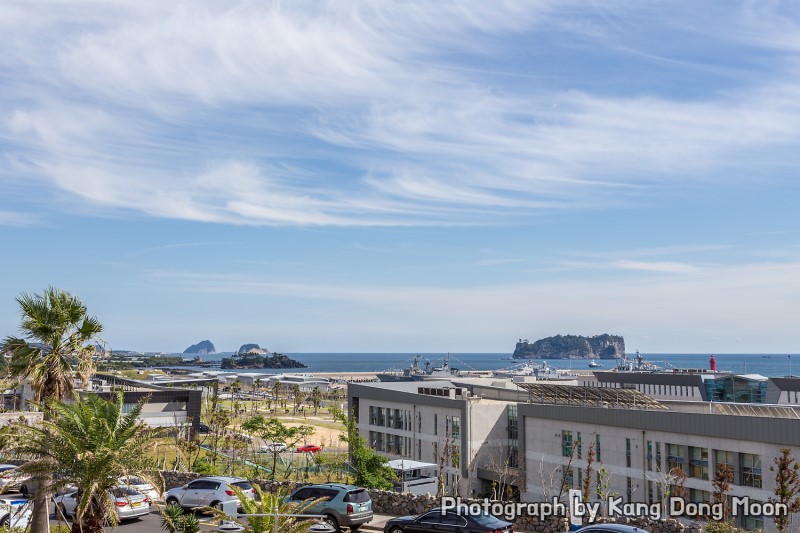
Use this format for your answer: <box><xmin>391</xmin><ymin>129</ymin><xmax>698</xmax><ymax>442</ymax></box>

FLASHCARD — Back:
<box><xmin>286</xmin><ymin>483</ymin><xmax>373</xmax><ymax>532</ymax></box>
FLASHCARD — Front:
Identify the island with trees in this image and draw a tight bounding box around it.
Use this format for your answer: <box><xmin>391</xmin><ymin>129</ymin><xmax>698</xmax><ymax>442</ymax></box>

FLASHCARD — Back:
<box><xmin>220</xmin><ymin>352</ymin><xmax>307</xmax><ymax>369</ymax></box>
<box><xmin>512</xmin><ymin>333</ymin><xmax>625</xmax><ymax>359</ymax></box>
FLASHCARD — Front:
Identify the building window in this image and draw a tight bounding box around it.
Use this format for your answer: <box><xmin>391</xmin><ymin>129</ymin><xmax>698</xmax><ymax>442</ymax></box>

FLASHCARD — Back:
<box><xmin>577</xmin><ymin>432</ymin><xmax>582</xmax><ymax>459</ymax></box>
<box><xmin>564</xmin><ymin>468</ymin><xmax>574</xmax><ymax>490</ymax></box>
<box><xmin>451</xmin><ymin>416</ymin><xmax>460</xmax><ymax>438</ymax></box>
<box><xmin>740</xmin><ymin>453</ymin><xmax>762</xmax><ymax>488</ymax></box>
<box><xmin>689</xmin><ymin>447</ymin><xmax>709</xmax><ymax>480</ymax></box>
<box><xmin>655</xmin><ymin>442</ymin><xmax>662</xmax><ymax>471</ymax></box>
<box><xmin>562</xmin><ymin>431</ymin><xmax>574</xmax><ymax>457</ymax></box>
<box><xmin>434</xmin><ymin>413</ymin><xmax>438</xmax><ymax>435</ymax></box>
<box><xmin>595</xmin><ymin>434</ymin><xmax>601</xmax><ymax>462</ymax></box>
<box><xmin>417</xmin><ymin>412</ymin><xmax>422</xmax><ymax>433</ymax></box>
<box><xmin>714</xmin><ymin>450</ymin><xmax>734</xmax><ymax>477</ymax></box>
<box><xmin>369</xmin><ymin>406</ymin><xmax>376</xmax><ymax>425</ymax></box>
<box><xmin>667</xmin><ymin>443</ymin><xmax>685</xmax><ymax>472</ymax></box>
<box><xmin>743</xmin><ymin>500</ymin><xmax>764</xmax><ymax>531</ymax></box>
<box><xmin>417</xmin><ymin>439</ymin><xmax>421</xmax><ymax>460</ymax></box>
<box><xmin>507</xmin><ymin>405</ymin><xmax>519</xmax><ymax>468</ymax></box>
<box><xmin>626</xmin><ymin>477</ymin><xmax>632</xmax><ymax>501</ymax></box>
<box><xmin>376</xmin><ymin>407</ymin><xmax>385</xmax><ymax>426</ymax></box>
<box><xmin>433</xmin><ymin>441</ymin><xmax>439</xmax><ymax>462</ymax></box>
<box><xmin>626</xmin><ymin>438</ymin><xmax>632</xmax><ymax>468</ymax></box>
<box><xmin>689</xmin><ymin>489</ymin><xmax>710</xmax><ymax>503</ymax></box>
<box><xmin>394</xmin><ymin>408</ymin><xmax>402</xmax><ymax>429</ymax></box>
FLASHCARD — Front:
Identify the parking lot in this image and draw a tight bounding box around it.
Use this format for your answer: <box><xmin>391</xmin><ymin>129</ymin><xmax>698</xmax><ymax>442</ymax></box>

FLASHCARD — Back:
<box><xmin>4</xmin><ymin>489</ymin><xmax>396</xmax><ymax>532</ymax></box>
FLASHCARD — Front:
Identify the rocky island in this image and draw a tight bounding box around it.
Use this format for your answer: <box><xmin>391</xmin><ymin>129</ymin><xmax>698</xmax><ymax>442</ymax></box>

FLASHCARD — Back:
<box><xmin>513</xmin><ymin>334</ymin><xmax>625</xmax><ymax>359</ymax></box>
<box><xmin>220</xmin><ymin>352</ymin><xmax>306</xmax><ymax>370</ymax></box>
<box><xmin>183</xmin><ymin>340</ymin><xmax>216</xmax><ymax>354</ymax></box>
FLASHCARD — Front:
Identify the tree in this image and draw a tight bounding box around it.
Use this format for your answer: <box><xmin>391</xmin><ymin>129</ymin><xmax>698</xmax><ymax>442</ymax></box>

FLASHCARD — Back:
<box><xmin>1</xmin><ymin>287</ymin><xmax>103</xmax><ymax>533</ymax></box>
<box><xmin>8</xmin><ymin>391</ymin><xmax>163</xmax><ymax>533</ymax></box>
<box><xmin>272</xmin><ymin>381</ymin><xmax>282</xmax><ymax>414</ymax></box>
<box><xmin>241</xmin><ymin>415</ymin><xmax>314</xmax><ymax>476</ymax></box>
<box><xmin>334</xmin><ymin>408</ymin><xmax>395</xmax><ymax>490</ymax></box>
<box><xmin>310</xmin><ymin>387</ymin><xmax>323</xmax><ymax>416</ymax></box>
<box><xmin>712</xmin><ymin>463</ymin><xmax>734</xmax><ymax>522</ymax></box>
<box><xmin>769</xmin><ymin>448</ymin><xmax>800</xmax><ymax>533</ymax></box>
<box><xmin>582</xmin><ymin>438</ymin><xmax>596</xmax><ymax>502</ymax></box>
<box><xmin>209</xmin><ymin>485</ymin><xmax>321</xmax><ymax>533</ymax></box>
<box><xmin>669</xmin><ymin>466</ymin><xmax>688</xmax><ymax>500</ymax></box>
<box><xmin>292</xmin><ymin>384</ymin><xmax>302</xmax><ymax>415</ymax></box>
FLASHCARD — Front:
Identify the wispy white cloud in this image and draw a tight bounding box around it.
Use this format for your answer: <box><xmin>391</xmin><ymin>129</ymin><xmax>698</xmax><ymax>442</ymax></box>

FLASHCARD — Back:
<box><xmin>612</xmin><ymin>260</ymin><xmax>700</xmax><ymax>274</ymax></box>
<box><xmin>0</xmin><ymin>210</ymin><xmax>39</xmax><ymax>226</ymax></box>
<box><xmin>125</xmin><ymin>242</ymin><xmax>236</xmax><ymax>258</ymax></box>
<box><xmin>2</xmin><ymin>1</ymin><xmax>800</xmax><ymax>226</ymax></box>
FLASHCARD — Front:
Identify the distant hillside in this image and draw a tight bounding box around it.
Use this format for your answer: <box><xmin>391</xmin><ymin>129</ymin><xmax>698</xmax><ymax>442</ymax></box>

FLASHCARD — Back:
<box><xmin>513</xmin><ymin>334</ymin><xmax>625</xmax><ymax>359</ymax></box>
<box><xmin>238</xmin><ymin>343</ymin><xmax>269</xmax><ymax>355</ymax></box>
<box><xmin>221</xmin><ymin>352</ymin><xmax>306</xmax><ymax>370</ymax></box>
<box><xmin>183</xmin><ymin>340</ymin><xmax>216</xmax><ymax>354</ymax></box>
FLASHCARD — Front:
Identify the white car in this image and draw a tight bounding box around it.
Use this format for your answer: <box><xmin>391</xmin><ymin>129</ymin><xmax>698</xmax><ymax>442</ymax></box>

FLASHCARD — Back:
<box><xmin>0</xmin><ymin>498</ymin><xmax>32</xmax><ymax>529</ymax></box>
<box><xmin>258</xmin><ymin>443</ymin><xmax>287</xmax><ymax>453</ymax></box>
<box><xmin>54</xmin><ymin>486</ymin><xmax>151</xmax><ymax>521</ymax></box>
<box><xmin>0</xmin><ymin>465</ymin><xmax>30</xmax><ymax>493</ymax></box>
<box><xmin>117</xmin><ymin>476</ymin><xmax>160</xmax><ymax>501</ymax></box>
<box><xmin>164</xmin><ymin>476</ymin><xmax>255</xmax><ymax>511</ymax></box>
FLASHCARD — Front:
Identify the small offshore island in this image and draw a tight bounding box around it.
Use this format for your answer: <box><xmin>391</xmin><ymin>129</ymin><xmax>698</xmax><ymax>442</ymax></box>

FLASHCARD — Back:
<box><xmin>513</xmin><ymin>333</ymin><xmax>625</xmax><ymax>359</ymax></box>
<box><xmin>220</xmin><ymin>343</ymin><xmax>307</xmax><ymax>369</ymax></box>
<box><xmin>221</xmin><ymin>352</ymin><xmax>306</xmax><ymax>370</ymax></box>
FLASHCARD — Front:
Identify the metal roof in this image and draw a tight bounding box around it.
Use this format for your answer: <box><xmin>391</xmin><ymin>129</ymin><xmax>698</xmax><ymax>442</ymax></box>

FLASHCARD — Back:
<box><xmin>517</xmin><ymin>383</ymin><xmax>669</xmax><ymax>410</ymax></box>
<box><xmin>711</xmin><ymin>402</ymin><xmax>800</xmax><ymax>419</ymax></box>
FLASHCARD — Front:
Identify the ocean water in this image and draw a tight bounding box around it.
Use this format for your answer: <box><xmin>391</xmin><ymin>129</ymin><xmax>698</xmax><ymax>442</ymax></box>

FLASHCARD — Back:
<box><xmin>180</xmin><ymin>352</ymin><xmax>798</xmax><ymax>377</ymax></box>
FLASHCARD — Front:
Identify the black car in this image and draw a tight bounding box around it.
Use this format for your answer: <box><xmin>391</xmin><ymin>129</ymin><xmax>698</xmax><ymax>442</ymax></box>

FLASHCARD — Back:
<box><xmin>384</xmin><ymin>507</ymin><xmax>513</xmax><ymax>533</ymax></box>
<box><xmin>197</xmin><ymin>423</ymin><xmax>210</xmax><ymax>434</ymax></box>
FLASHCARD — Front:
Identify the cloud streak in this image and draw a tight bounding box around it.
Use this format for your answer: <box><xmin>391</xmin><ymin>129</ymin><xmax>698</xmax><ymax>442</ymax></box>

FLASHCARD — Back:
<box><xmin>140</xmin><ymin>258</ymin><xmax>800</xmax><ymax>352</ymax></box>
<box><xmin>2</xmin><ymin>1</ymin><xmax>800</xmax><ymax>226</ymax></box>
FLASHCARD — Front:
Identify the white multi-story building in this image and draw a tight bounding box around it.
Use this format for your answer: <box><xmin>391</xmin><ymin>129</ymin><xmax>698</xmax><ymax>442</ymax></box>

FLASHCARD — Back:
<box><xmin>348</xmin><ymin>380</ymin><xmax>521</xmax><ymax>497</ymax></box>
<box><xmin>517</xmin><ymin>382</ymin><xmax>800</xmax><ymax>532</ymax></box>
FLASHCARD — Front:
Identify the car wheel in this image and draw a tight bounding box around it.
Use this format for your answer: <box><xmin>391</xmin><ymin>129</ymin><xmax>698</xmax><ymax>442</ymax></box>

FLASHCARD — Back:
<box><xmin>350</xmin><ymin>525</ymin><xmax>361</xmax><ymax>532</ymax></box>
<box><xmin>323</xmin><ymin>514</ymin><xmax>340</xmax><ymax>532</ymax></box>
<box><xmin>0</xmin><ymin>516</ymin><xmax>10</xmax><ymax>528</ymax></box>
<box><xmin>54</xmin><ymin>503</ymin><xmax>68</xmax><ymax>520</ymax></box>
<box><xmin>387</xmin><ymin>527</ymin><xmax>403</xmax><ymax>533</ymax></box>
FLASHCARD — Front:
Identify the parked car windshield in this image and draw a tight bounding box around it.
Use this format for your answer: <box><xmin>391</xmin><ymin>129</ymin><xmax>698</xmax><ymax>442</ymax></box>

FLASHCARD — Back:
<box><xmin>344</xmin><ymin>490</ymin><xmax>369</xmax><ymax>503</ymax></box>
<box><xmin>110</xmin><ymin>486</ymin><xmax>142</xmax><ymax>497</ymax></box>
<box><xmin>467</xmin><ymin>513</ymin><xmax>506</xmax><ymax>527</ymax></box>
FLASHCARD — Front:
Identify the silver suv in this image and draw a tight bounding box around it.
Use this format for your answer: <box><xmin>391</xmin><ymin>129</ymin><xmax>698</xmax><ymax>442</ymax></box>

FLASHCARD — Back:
<box><xmin>286</xmin><ymin>484</ymin><xmax>372</xmax><ymax>532</ymax></box>
<box><xmin>164</xmin><ymin>476</ymin><xmax>255</xmax><ymax>511</ymax></box>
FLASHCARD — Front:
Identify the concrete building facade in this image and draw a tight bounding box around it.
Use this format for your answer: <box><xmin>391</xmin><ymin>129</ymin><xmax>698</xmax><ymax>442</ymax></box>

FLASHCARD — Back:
<box><xmin>348</xmin><ymin>380</ymin><xmax>519</xmax><ymax>497</ymax></box>
<box><xmin>519</xmin><ymin>392</ymin><xmax>800</xmax><ymax>532</ymax></box>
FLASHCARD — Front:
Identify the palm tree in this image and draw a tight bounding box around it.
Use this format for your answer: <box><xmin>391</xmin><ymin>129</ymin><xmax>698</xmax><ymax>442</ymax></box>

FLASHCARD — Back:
<box><xmin>0</xmin><ymin>287</ymin><xmax>103</xmax><ymax>532</ymax></box>
<box><xmin>2</xmin><ymin>287</ymin><xmax>103</xmax><ymax>402</ymax></box>
<box><xmin>291</xmin><ymin>384</ymin><xmax>301</xmax><ymax>415</ymax></box>
<box><xmin>218</xmin><ymin>485</ymin><xmax>321</xmax><ymax>533</ymax></box>
<box><xmin>9</xmin><ymin>391</ymin><xmax>163</xmax><ymax>533</ymax></box>
<box><xmin>272</xmin><ymin>380</ymin><xmax>282</xmax><ymax>414</ymax></box>
<box><xmin>310</xmin><ymin>386</ymin><xmax>322</xmax><ymax>416</ymax></box>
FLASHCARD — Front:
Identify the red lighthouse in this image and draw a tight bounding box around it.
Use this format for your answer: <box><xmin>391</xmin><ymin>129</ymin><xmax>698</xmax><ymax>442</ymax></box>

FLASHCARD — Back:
<box><xmin>709</xmin><ymin>354</ymin><xmax>717</xmax><ymax>371</ymax></box>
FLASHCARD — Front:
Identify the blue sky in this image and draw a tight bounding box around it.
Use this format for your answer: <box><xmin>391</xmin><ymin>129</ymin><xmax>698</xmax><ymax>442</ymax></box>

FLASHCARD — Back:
<box><xmin>2</xmin><ymin>1</ymin><xmax>799</xmax><ymax>354</ymax></box>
